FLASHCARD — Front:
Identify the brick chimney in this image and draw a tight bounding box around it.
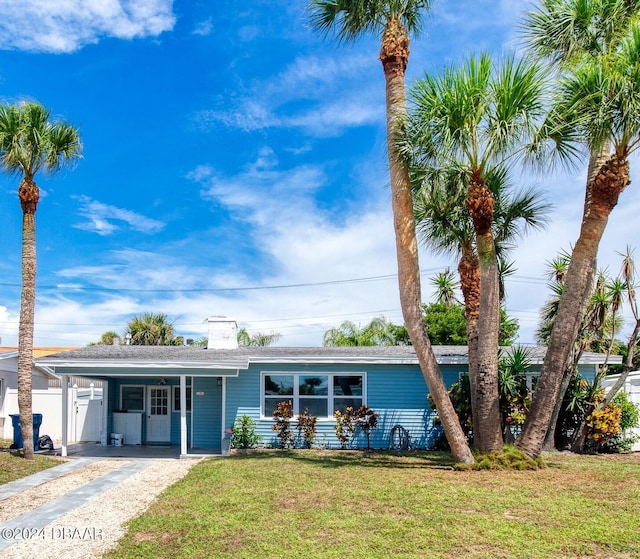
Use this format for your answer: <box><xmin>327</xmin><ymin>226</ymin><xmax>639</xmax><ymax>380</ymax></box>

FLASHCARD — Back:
<box><xmin>206</xmin><ymin>317</ymin><xmax>238</xmax><ymax>349</ymax></box>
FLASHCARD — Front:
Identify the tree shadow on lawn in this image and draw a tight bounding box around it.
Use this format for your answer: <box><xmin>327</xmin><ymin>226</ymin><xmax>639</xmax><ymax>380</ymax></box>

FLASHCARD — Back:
<box><xmin>229</xmin><ymin>449</ymin><xmax>457</xmax><ymax>470</ymax></box>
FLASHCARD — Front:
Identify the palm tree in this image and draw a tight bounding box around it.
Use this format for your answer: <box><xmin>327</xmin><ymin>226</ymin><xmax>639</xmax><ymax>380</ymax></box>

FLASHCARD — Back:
<box><xmin>237</xmin><ymin>328</ymin><xmax>282</xmax><ymax>347</ymax></box>
<box><xmin>0</xmin><ymin>101</ymin><xmax>81</xmax><ymax>459</ymax></box>
<box><xmin>308</xmin><ymin>0</ymin><xmax>473</xmax><ymax>463</ymax></box>
<box><xmin>415</xmin><ymin>170</ymin><xmax>549</xmax><ymax>449</ymax></box>
<box><xmin>323</xmin><ymin>316</ymin><xmax>408</xmax><ymax>346</ymax></box>
<box><xmin>602</xmin><ymin>248</ymin><xmax>640</xmax><ymax>405</ymax></box>
<box><xmin>517</xmin><ymin>2</ymin><xmax>640</xmax><ymax>457</ymax></box>
<box><xmin>405</xmin><ymin>54</ymin><xmax>548</xmax><ymax>451</ymax></box>
<box><xmin>430</xmin><ymin>270</ymin><xmax>460</xmax><ymax>306</ymax></box>
<box><xmin>126</xmin><ymin>313</ymin><xmax>176</xmax><ymax>346</ymax></box>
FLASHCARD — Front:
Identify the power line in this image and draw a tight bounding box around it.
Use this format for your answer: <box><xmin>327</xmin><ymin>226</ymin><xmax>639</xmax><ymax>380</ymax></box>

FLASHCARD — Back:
<box><xmin>0</xmin><ymin>269</ymin><xmax>550</xmax><ymax>294</ymax></box>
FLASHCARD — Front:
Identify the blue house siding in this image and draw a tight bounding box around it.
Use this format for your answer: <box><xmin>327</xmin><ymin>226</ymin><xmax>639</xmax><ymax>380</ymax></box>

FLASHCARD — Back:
<box><xmin>192</xmin><ymin>377</ymin><xmax>222</xmax><ymax>449</ymax></box>
<box><xmin>223</xmin><ymin>362</ymin><xmax>467</xmax><ymax>450</ymax></box>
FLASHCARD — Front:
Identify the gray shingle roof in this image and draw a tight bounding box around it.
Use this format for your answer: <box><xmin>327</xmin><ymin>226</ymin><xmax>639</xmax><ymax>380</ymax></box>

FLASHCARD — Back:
<box><xmin>36</xmin><ymin>344</ymin><xmax>619</xmax><ymax>368</ymax></box>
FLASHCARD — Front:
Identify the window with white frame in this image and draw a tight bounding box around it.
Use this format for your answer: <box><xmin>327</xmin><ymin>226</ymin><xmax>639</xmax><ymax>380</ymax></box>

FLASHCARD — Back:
<box><xmin>172</xmin><ymin>385</ymin><xmax>192</xmax><ymax>412</ymax></box>
<box><xmin>120</xmin><ymin>385</ymin><xmax>145</xmax><ymax>412</ymax></box>
<box><xmin>263</xmin><ymin>373</ymin><xmax>364</xmax><ymax>418</ymax></box>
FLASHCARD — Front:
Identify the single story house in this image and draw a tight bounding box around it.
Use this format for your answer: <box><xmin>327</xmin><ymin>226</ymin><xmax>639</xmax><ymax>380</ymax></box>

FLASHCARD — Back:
<box><xmin>36</xmin><ymin>318</ymin><xmax>620</xmax><ymax>458</ymax></box>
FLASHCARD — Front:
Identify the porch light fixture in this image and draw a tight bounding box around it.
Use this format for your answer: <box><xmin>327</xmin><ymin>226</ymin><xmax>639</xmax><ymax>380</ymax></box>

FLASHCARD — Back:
<box><xmin>158</xmin><ymin>378</ymin><xmax>167</xmax><ymax>385</ymax></box>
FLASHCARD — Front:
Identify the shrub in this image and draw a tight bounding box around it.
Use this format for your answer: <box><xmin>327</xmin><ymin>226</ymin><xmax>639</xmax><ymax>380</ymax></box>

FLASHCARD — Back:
<box><xmin>230</xmin><ymin>415</ymin><xmax>262</xmax><ymax>449</ymax></box>
<box><xmin>272</xmin><ymin>401</ymin><xmax>294</xmax><ymax>449</ymax></box>
<box><xmin>351</xmin><ymin>405</ymin><xmax>379</xmax><ymax>450</ymax></box>
<box><xmin>296</xmin><ymin>409</ymin><xmax>318</xmax><ymax>449</ymax></box>
<box><xmin>334</xmin><ymin>407</ymin><xmax>356</xmax><ymax>449</ymax></box>
<box><xmin>599</xmin><ymin>392</ymin><xmax>640</xmax><ymax>453</ymax></box>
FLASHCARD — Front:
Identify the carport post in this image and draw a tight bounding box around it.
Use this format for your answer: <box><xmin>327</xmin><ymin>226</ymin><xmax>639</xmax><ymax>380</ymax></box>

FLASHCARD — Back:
<box><xmin>180</xmin><ymin>375</ymin><xmax>187</xmax><ymax>456</ymax></box>
<box><xmin>61</xmin><ymin>374</ymin><xmax>68</xmax><ymax>457</ymax></box>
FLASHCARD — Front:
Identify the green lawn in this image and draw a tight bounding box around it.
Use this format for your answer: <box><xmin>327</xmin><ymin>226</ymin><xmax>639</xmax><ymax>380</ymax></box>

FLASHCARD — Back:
<box><xmin>0</xmin><ymin>439</ymin><xmax>63</xmax><ymax>485</ymax></box>
<box><xmin>107</xmin><ymin>450</ymin><xmax>640</xmax><ymax>559</ymax></box>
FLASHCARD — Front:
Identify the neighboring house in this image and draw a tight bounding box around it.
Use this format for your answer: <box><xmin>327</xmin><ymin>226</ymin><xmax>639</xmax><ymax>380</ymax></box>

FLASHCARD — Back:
<box><xmin>0</xmin><ymin>348</ymin><xmax>60</xmax><ymax>440</ymax></box>
<box><xmin>37</xmin><ymin>317</ymin><xmax>620</xmax><ymax>458</ymax></box>
<box><xmin>0</xmin><ymin>347</ymin><xmax>101</xmax><ymax>443</ymax></box>
<box><xmin>601</xmin><ymin>371</ymin><xmax>640</xmax><ymax>452</ymax></box>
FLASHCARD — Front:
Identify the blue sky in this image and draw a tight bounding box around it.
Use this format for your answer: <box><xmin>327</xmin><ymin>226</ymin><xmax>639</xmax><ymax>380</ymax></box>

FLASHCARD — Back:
<box><xmin>0</xmin><ymin>0</ymin><xmax>637</xmax><ymax>348</ymax></box>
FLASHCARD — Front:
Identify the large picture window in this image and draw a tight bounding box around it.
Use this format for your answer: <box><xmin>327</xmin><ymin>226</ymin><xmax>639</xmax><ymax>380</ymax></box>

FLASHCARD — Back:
<box><xmin>263</xmin><ymin>373</ymin><xmax>364</xmax><ymax>418</ymax></box>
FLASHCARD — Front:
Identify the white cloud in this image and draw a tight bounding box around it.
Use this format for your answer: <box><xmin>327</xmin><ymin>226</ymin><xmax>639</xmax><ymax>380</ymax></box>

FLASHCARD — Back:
<box><xmin>194</xmin><ymin>54</ymin><xmax>382</xmax><ymax>136</ymax></box>
<box><xmin>192</xmin><ymin>18</ymin><xmax>213</xmax><ymax>37</ymax></box>
<box><xmin>72</xmin><ymin>195</ymin><xmax>165</xmax><ymax>236</ymax></box>
<box><xmin>0</xmin><ymin>0</ymin><xmax>175</xmax><ymax>53</ymax></box>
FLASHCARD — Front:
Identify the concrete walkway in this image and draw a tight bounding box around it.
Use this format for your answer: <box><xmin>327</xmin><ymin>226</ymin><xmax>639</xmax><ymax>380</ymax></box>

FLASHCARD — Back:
<box><xmin>0</xmin><ymin>459</ymin><xmax>151</xmax><ymax>552</ymax></box>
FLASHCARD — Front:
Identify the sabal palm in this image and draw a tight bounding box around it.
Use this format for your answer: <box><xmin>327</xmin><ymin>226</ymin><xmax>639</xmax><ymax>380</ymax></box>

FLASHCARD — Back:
<box><xmin>323</xmin><ymin>316</ymin><xmax>407</xmax><ymax>346</ymax></box>
<box><xmin>127</xmin><ymin>313</ymin><xmax>176</xmax><ymax>346</ymax></box>
<box><xmin>237</xmin><ymin>328</ymin><xmax>282</xmax><ymax>347</ymax></box>
<box><xmin>406</xmin><ymin>53</ymin><xmax>547</xmax><ymax>451</ymax></box>
<box><xmin>415</xmin><ymin>167</ymin><xmax>549</xmax><ymax>448</ymax></box>
<box><xmin>517</xmin><ymin>1</ymin><xmax>640</xmax><ymax>458</ymax></box>
<box><xmin>0</xmin><ymin>101</ymin><xmax>81</xmax><ymax>460</ymax></box>
<box><xmin>309</xmin><ymin>0</ymin><xmax>473</xmax><ymax>463</ymax></box>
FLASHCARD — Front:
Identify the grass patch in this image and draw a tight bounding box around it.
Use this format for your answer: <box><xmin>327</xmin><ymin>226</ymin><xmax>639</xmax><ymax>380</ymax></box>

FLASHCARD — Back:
<box><xmin>106</xmin><ymin>450</ymin><xmax>640</xmax><ymax>559</ymax></box>
<box><xmin>0</xmin><ymin>438</ymin><xmax>63</xmax><ymax>485</ymax></box>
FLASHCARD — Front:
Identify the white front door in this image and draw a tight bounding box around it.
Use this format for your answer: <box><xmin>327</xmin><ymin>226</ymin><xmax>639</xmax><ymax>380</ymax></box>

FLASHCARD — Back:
<box><xmin>147</xmin><ymin>386</ymin><xmax>170</xmax><ymax>442</ymax></box>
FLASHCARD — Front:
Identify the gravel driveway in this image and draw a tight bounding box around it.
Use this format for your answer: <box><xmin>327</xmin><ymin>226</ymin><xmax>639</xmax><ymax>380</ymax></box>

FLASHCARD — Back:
<box><xmin>0</xmin><ymin>457</ymin><xmax>199</xmax><ymax>558</ymax></box>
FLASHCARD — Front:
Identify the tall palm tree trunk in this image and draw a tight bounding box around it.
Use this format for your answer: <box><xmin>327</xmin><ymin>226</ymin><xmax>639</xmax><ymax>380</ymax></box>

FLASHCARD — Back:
<box><xmin>517</xmin><ymin>151</ymin><xmax>630</xmax><ymax>458</ymax></box>
<box><xmin>458</xmin><ymin>243</ymin><xmax>480</xmax><ymax>443</ymax></box>
<box><xmin>17</xmin><ymin>176</ymin><xmax>39</xmax><ymax>460</ymax></box>
<box><xmin>466</xmin><ymin>174</ymin><xmax>502</xmax><ymax>452</ymax></box>
<box><xmin>381</xmin><ymin>19</ymin><xmax>473</xmax><ymax>464</ymax></box>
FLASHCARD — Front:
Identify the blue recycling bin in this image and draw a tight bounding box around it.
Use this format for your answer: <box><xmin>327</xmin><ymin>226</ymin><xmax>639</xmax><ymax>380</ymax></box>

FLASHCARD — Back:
<box><xmin>9</xmin><ymin>413</ymin><xmax>43</xmax><ymax>451</ymax></box>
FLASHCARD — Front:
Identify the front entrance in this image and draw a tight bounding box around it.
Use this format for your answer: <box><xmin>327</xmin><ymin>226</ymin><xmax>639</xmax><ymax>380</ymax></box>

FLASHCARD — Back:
<box><xmin>147</xmin><ymin>386</ymin><xmax>170</xmax><ymax>443</ymax></box>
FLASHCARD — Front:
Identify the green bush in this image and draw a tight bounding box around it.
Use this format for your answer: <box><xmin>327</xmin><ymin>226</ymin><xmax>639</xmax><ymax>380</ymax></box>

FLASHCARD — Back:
<box><xmin>230</xmin><ymin>415</ymin><xmax>262</xmax><ymax>449</ymax></box>
<box><xmin>599</xmin><ymin>392</ymin><xmax>639</xmax><ymax>453</ymax></box>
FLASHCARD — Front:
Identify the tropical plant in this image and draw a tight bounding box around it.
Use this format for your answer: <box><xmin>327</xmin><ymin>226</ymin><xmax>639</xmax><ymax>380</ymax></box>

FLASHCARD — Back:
<box><xmin>351</xmin><ymin>404</ymin><xmax>379</xmax><ymax>450</ymax></box>
<box><xmin>498</xmin><ymin>347</ymin><xmax>533</xmax><ymax>442</ymax></box>
<box><xmin>323</xmin><ymin>316</ymin><xmax>409</xmax><ymax>346</ymax></box>
<box><xmin>0</xmin><ymin>101</ymin><xmax>81</xmax><ymax>459</ymax></box>
<box><xmin>272</xmin><ymin>400</ymin><xmax>294</xmax><ymax>449</ymax></box>
<box><xmin>517</xmin><ymin>0</ymin><xmax>640</xmax><ymax>459</ymax></box>
<box><xmin>230</xmin><ymin>415</ymin><xmax>262</xmax><ymax>449</ymax></box>
<box><xmin>430</xmin><ymin>270</ymin><xmax>460</xmax><ymax>306</ymax></box>
<box><xmin>126</xmin><ymin>313</ymin><xmax>177</xmax><ymax>346</ymax></box>
<box><xmin>602</xmin><ymin>247</ymin><xmax>640</xmax><ymax>404</ymax></box>
<box><xmin>334</xmin><ymin>407</ymin><xmax>357</xmax><ymax>449</ymax></box>
<box><xmin>296</xmin><ymin>409</ymin><xmax>318</xmax><ymax>449</ymax></box>
<box><xmin>308</xmin><ymin>0</ymin><xmax>473</xmax><ymax>463</ymax></box>
<box><xmin>93</xmin><ymin>331</ymin><xmax>119</xmax><ymax>346</ymax></box>
<box><xmin>600</xmin><ymin>391</ymin><xmax>640</xmax><ymax>452</ymax></box>
<box><xmin>237</xmin><ymin>328</ymin><xmax>282</xmax><ymax>347</ymax></box>
<box><xmin>404</xmin><ymin>53</ymin><xmax>548</xmax><ymax>452</ymax></box>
